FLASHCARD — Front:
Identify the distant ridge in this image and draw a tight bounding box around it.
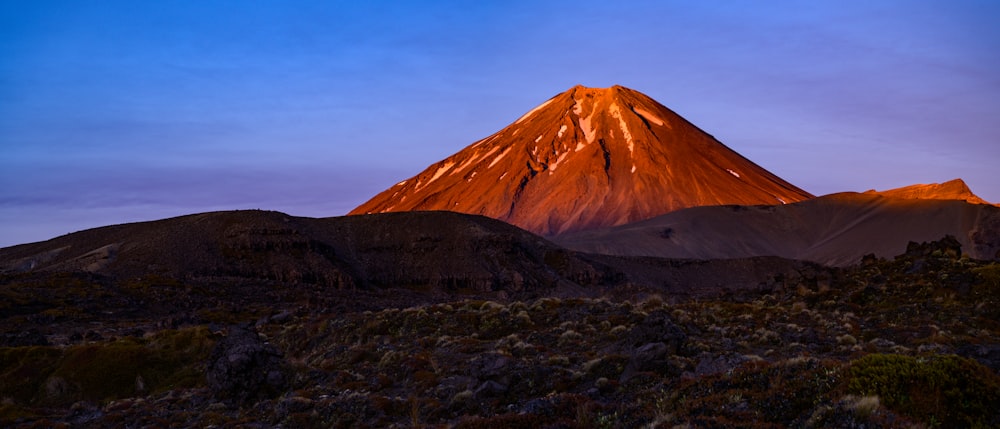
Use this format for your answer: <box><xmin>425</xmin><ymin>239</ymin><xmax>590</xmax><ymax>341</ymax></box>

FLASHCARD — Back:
<box><xmin>0</xmin><ymin>210</ymin><xmax>602</xmax><ymax>297</ymax></box>
<box><xmin>0</xmin><ymin>209</ymin><xmax>816</xmax><ymax>304</ymax></box>
<box><xmin>865</xmin><ymin>178</ymin><xmax>995</xmax><ymax>206</ymax></box>
<box><xmin>554</xmin><ymin>192</ymin><xmax>1000</xmax><ymax>266</ymax></box>
<box><xmin>351</xmin><ymin>85</ymin><xmax>812</xmax><ymax>236</ymax></box>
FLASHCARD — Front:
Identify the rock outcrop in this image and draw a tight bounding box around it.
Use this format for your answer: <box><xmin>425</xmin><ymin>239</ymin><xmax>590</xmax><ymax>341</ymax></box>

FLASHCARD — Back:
<box><xmin>206</xmin><ymin>325</ymin><xmax>289</xmax><ymax>405</ymax></box>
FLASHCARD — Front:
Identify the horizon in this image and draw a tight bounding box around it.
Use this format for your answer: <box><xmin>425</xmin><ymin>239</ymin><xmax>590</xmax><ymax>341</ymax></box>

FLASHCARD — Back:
<box><xmin>2</xmin><ymin>1</ymin><xmax>999</xmax><ymax>247</ymax></box>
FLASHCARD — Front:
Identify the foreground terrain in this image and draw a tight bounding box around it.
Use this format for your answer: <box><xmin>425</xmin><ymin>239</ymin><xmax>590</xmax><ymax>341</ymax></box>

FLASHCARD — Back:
<box><xmin>2</xmin><ymin>236</ymin><xmax>999</xmax><ymax>428</ymax></box>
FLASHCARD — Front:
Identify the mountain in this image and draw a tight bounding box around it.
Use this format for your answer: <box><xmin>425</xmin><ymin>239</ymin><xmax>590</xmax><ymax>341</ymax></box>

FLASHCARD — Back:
<box><xmin>554</xmin><ymin>192</ymin><xmax>1000</xmax><ymax>266</ymax></box>
<box><xmin>0</xmin><ymin>210</ymin><xmax>813</xmax><ymax>306</ymax></box>
<box><xmin>0</xmin><ymin>210</ymin><xmax>607</xmax><ymax>306</ymax></box>
<box><xmin>350</xmin><ymin>85</ymin><xmax>813</xmax><ymax>236</ymax></box>
<box><xmin>864</xmin><ymin>178</ymin><xmax>995</xmax><ymax>205</ymax></box>
<box><xmin>0</xmin><ymin>210</ymin><xmax>816</xmax><ymax>343</ymax></box>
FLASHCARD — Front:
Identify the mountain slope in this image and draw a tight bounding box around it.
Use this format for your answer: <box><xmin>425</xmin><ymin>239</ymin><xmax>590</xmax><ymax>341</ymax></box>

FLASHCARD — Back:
<box><xmin>0</xmin><ymin>210</ymin><xmax>603</xmax><ymax>297</ymax></box>
<box><xmin>865</xmin><ymin>178</ymin><xmax>996</xmax><ymax>205</ymax></box>
<box><xmin>0</xmin><ymin>210</ymin><xmax>820</xmax><ymax>341</ymax></box>
<box><xmin>351</xmin><ymin>85</ymin><xmax>812</xmax><ymax>236</ymax></box>
<box><xmin>554</xmin><ymin>192</ymin><xmax>1000</xmax><ymax>266</ymax></box>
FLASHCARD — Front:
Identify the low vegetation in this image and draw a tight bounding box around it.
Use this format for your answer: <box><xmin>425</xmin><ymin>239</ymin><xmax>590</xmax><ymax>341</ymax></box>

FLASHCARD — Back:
<box><xmin>1</xmin><ymin>238</ymin><xmax>999</xmax><ymax>427</ymax></box>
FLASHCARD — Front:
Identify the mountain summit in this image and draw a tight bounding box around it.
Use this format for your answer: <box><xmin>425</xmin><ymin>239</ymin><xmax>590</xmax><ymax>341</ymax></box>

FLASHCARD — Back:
<box><xmin>351</xmin><ymin>85</ymin><xmax>813</xmax><ymax>236</ymax></box>
<box><xmin>865</xmin><ymin>179</ymin><xmax>995</xmax><ymax>206</ymax></box>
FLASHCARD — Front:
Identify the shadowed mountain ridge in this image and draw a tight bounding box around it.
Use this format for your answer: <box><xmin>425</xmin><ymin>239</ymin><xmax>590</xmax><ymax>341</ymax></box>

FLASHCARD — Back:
<box><xmin>554</xmin><ymin>192</ymin><xmax>1000</xmax><ymax>266</ymax></box>
<box><xmin>0</xmin><ymin>210</ymin><xmax>603</xmax><ymax>297</ymax></box>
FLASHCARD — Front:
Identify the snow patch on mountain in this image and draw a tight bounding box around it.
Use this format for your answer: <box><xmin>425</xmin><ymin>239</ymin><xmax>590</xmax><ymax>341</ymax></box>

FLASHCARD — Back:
<box><xmin>549</xmin><ymin>151</ymin><xmax>570</xmax><ymax>173</ymax></box>
<box><xmin>633</xmin><ymin>107</ymin><xmax>666</xmax><ymax>127</ymax></box>
<box><xmin>479</xmin><ymin>146</ymin><xmax>501</xmax><ymax>163</ymax></box>
<box><xmin>429</xmin><ymin>162</ymin><xmax>456</xmax><ymax>183</ymax></box>
<box><xmin>609</xmin><ymin>103</ymin><xmax>634</xmax><ymax>156</ymax></box>
<box><xmin>458</xmin><ymin>146</ymin><xmax>500</xmax><ymax>174</ymax></box>
<box><xmin>515</xmin><ymin>97</ymin><xmax>554</xmax><ymax>124</ymax></box>
<box><xmin>578</xmin><ymin>114</ymin><xmax>596</xmax><ymax>144</ymax></box>
<box><xmin>454</xmin><ymin>157</ymin><xmax>474</xmax><ymax>174</ymax></box>
<box><xmin>488</xmin><ymin>148</ymin><xmax>511</xmax><ymax>168</ymax></box>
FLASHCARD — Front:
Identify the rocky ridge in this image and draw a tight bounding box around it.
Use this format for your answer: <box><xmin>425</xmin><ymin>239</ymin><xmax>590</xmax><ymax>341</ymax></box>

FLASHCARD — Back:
<box><xmin>864</xmin><ymin>178</ymin><xmax>996</xmax><ymax>206</ymax></box>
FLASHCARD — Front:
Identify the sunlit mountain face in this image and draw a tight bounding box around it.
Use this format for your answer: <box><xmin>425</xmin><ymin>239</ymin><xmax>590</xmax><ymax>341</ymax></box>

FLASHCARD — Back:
<box><xmin>351</xmin><ymin>85</ymin><xmax>813</xmax><ymax>236</ymax></box>
<box><xmin>864</xmin><ymin>178</ymin><xmax>997</xmax><ymax>206</ymax></box>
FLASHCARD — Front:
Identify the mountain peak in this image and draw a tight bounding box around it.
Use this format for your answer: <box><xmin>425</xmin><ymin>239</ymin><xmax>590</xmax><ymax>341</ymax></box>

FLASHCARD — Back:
<box><xmin>350</xmin><ymin>85</ymin><xmax>813</xmax><ymax>235</ymax></box>
<box><xmin>865</xmin><ymin>178</ymin><xmax>994</xmax><ymax>205</ymax></box>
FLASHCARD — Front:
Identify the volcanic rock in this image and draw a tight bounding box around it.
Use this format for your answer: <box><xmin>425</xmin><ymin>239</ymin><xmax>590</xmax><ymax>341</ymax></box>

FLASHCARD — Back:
<box><xmin>620</xmin><ymin>342</ymin><xmax>670</xmax><ymax>382</ymax></box>
<box><xmin>623</xmin><ymin>309</ymin><xmax>686</xmax><ymax>354</ymax></box>
<box><xmin>206</xmin><ymin>325</ymin><xmax>289</xmax><ymax>405</ymax></box>
<box><xmin>351</xmin><ymin>85</ymin><xmax>812</xmax><ymax>236</ymax></box>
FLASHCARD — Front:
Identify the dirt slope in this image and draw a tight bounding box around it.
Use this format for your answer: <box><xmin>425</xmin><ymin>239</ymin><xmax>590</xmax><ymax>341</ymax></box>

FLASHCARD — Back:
<box><xmin>554</xmin><ymin>192</ymin><xmax>1000</xmax><ymax>266</ymax></box>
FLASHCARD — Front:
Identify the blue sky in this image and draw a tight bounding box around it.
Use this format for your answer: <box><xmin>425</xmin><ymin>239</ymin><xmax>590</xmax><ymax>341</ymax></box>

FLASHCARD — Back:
<box><xmin>1</xmin><ymin>1</ymin><xmax>998</xmax><ymax>247</ymax></box>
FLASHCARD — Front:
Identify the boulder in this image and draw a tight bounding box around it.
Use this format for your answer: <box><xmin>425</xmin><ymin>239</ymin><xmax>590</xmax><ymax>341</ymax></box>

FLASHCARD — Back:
<box><xmin>623</xmin><ymin>309</ymin><xmax>686</xmax><ymax>355</ymax></box>
<box><xmin>620</xmin><ymin>342</ymin><xmax>669</xmax><ymax>382</ymax></box>
<box><xmin>206</xmin><ymin>325</ymin><xmax>289</xmax><ymax>405</ymax></box>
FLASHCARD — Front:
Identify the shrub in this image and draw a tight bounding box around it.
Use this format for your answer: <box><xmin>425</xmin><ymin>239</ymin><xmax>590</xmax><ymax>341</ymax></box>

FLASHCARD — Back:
<box><xmin>0</xmin><ymin>346</ymin><xmax>62</xmax><ymax>404</ymax></box>
<box><xmin>0</xmin><ymin>327</ymin><xmax>213</xmax><ymax>410</ymax></box>
<box><xmin>558</xmin><ymin>330</ymin><xmax>583</xmax><ymax>347</ymax></box>
<box><xmin>973</xmin><ymin>264</ymin><xmax>1000</xmax><ymax>287</ymax></box>
<box><xmin>848</xmin><ymin>353</ymin><xmax>1000</xmax><ymax>427</ymax></box>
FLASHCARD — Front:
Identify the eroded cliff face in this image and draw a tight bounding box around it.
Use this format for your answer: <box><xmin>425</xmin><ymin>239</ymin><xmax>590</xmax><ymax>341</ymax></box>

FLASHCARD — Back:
<box><xmin>351</xmin><ymin>85</ymin><xmax>812</xmax><ymax>236</ymax></box>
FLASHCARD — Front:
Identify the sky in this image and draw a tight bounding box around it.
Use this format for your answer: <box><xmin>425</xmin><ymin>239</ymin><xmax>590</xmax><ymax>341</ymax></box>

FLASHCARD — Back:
<box><xmin>1</xmin><ymin>1</ymin><xmax>998</xmax><ymax>247</ymax></box>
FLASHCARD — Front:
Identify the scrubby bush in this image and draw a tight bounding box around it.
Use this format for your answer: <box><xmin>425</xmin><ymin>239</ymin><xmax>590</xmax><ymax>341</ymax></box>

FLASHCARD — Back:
<box><xmin>848</xmin><ymin>353</ymin><xmax>1000</xmax><ymax>427</ymax></box>
<box><xmin>0</xmin><ymin>327</ymin><xmax>213</xmax><ymax>412</ymax></box>
<box><xmin>973</xmin><ymin>264</ymin><xmax>1000</xmax><ymax>287</ymax></box>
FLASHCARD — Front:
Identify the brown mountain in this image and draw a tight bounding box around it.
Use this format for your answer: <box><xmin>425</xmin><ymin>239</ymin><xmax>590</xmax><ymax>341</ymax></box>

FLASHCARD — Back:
<box><xmin>0</xmin><ymin>210</ymin><xmax>817</xmax><ymax>340</ymax></box>
<box><xmin>0</xmin><ymin>210</ymin><xmax>610</xmax><ymax>312</ymax></box>
<box><xmin>554</xmin><ymin>192</ymin><xmax>1000</xmax><ymax>266</ymax></box>
<box><xmin>864</xmin><ymin>178</ymin><xmax>995</xmax><ymax>205</ymax></box>
<box><xmin>350</xmin><ymin>85</ymin><xmax>813</xmax><ymax>236</ymax></box>
<box><xmin>0</xmin><ymin>210</ymin><xmax>812</xmax><ymax>301</ymax></box>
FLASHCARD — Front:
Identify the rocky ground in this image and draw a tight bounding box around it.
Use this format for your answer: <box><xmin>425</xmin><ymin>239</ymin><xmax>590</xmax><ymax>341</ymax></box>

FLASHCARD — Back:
<box><xmin>2</xmin><ymin>237</ymin><xmax>999</xmax><ymax>428</ymax></box>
